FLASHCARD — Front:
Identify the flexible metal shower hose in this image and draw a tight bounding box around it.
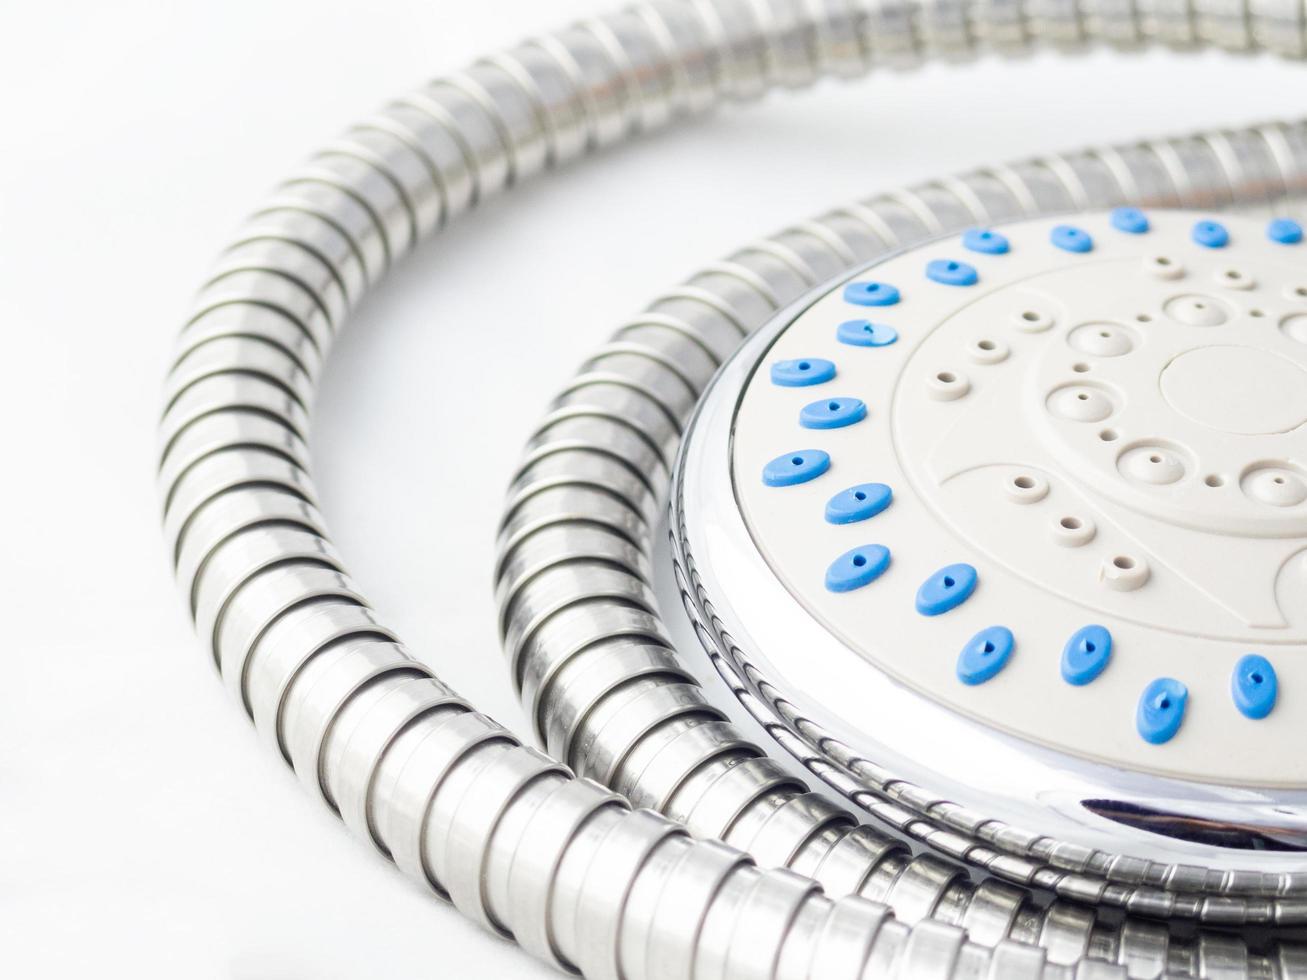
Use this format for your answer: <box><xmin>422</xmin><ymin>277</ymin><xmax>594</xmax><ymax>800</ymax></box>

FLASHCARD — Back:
<box><xmin>161</xmin><ymin>2</ymin><xmax>1307</xmax><ymax>977</ymax></box>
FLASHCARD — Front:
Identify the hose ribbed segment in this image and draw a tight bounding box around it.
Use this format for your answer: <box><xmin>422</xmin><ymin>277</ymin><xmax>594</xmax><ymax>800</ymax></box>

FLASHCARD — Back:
<box><xmin>163</xmin><ymin>1</ymin><xmax>1307</xmax><ymax>978</ymax></box>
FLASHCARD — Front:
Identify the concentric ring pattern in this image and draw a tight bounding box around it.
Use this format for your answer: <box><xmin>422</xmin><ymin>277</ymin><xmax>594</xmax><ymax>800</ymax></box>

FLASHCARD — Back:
<box><xmin>728</xmin><ymin>210</ymin><xmax>1307</xmax><ymax>785</ymax></box>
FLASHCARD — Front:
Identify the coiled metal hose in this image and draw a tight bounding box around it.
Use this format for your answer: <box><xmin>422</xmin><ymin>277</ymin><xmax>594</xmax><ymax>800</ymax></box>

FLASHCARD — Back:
<box><xmin>161</xmin><ymin>1</ymin><xmax>1307</xmax><ymax>977</ymax></box>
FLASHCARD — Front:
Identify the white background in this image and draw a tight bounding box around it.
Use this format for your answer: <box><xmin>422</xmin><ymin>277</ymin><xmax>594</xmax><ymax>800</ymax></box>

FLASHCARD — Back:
<box><xmin>1</xmin><ymin>2</ymin><xmax>1300</xmax><ymax>976</ymax></box>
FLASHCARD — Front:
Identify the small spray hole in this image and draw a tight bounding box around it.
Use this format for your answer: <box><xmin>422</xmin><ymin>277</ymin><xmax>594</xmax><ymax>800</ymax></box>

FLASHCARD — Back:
<box><xmin>852</xmin><ymin>554</ymin><xmax>867</xmax><ymax>567</ymax></box>
<box><xmin>1013</xmin><ymin>476</ymin><xmax>1036</xmax><ymax>490</ymax></box>
<box><xmin>1060</xmin><ymin>517</ymin><xmax>1082</xmax><ymax>530</ymax></box>
<box><xmin>937</xmin><ymin>371</ymin><xmax>957</xmax><ymax>383</ymax></box>
<box><xmin>1099</xmin><ymin>429</ymin><xmax>1119</xmax><ymax>442</ymax></box>
<box><xmin>854</xmin><ymin>491</ymin><xmax>866</xmax><ymax>501</ymax></box>
<box><xmin>1205</xmin><ymin>474</ymin><xmax>1225</xmax><ymax>488</ymax></box>
<box><xmin>1113</xmin><ymin>555</ymin><xmax>1136</xmax><ymax>570</ymax></box>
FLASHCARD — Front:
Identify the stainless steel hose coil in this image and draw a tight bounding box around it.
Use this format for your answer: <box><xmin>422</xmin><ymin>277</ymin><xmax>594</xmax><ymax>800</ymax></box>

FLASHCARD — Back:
<box><xmin>161</xmin><ymin>1</ymin><xmax>1307</xmax><ymax>978</ymax></box>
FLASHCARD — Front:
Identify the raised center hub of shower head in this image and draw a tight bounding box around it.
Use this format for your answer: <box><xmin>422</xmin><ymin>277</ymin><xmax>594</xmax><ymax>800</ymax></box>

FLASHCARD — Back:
<box><xmin>1160</xmin><ymin>344</ymin><xmax>1307</xmax><ymax>435</ymax></box>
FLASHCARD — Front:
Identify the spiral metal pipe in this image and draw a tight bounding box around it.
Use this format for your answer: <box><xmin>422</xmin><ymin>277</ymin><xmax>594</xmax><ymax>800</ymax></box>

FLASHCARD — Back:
<box><xmin>162</xmin><ymin>1</ymin><xmax>1307</xmax><ymax>977</ymax></box>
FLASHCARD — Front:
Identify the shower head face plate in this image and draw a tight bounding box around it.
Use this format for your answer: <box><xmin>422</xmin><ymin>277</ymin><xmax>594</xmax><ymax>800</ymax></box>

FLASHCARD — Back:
<box><xmin>729</xmin><ymin>210</ymin><xmax>1307</xmax><ymax>786</ymax></box>
<box><xmin>674</xmin><ymin>210</ymin><xmax>1307</xmax><ymax>860</ymax></box>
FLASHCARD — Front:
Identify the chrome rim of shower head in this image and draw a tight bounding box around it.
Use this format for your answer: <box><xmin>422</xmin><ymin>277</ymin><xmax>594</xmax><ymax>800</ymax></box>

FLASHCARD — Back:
<box><xmin>671</xmin><ymin>209</ymin><xmax>1307</xmax><ymax>895</ymax></box>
